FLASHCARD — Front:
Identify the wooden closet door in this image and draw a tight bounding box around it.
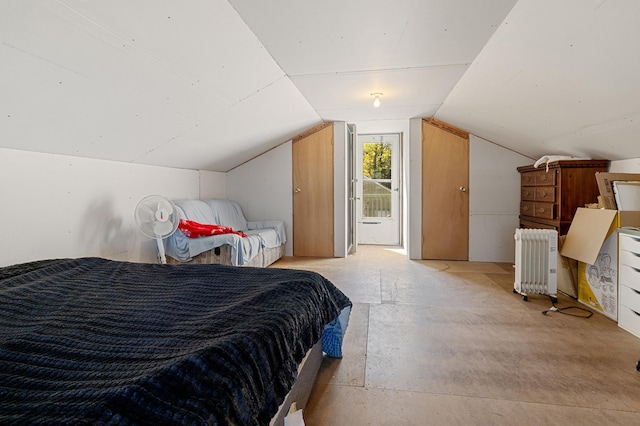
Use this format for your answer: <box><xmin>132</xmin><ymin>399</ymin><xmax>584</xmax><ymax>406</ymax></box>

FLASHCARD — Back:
<box><xmin>292</xmin><ymin>124</ymin><xmax>334</xmax><ymax>257</ymax></box>
<box><xmin>421</xmin><ymin>119</ymin><xmax>469</xmax><ymax>260</ymax></box>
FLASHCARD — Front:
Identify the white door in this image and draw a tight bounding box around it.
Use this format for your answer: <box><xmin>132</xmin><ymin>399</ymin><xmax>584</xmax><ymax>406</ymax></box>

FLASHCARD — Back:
<box><xmin>356</xmin><ymin>133</ymin><xmax>401</xmax><ymax>245</ymax></box>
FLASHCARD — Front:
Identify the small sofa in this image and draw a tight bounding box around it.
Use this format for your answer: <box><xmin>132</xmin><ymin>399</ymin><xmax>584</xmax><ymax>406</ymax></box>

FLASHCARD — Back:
<box><xmin>164</xmin><ymin>198</ymin><xmax>286</xmax><ymax>267</ymax></box>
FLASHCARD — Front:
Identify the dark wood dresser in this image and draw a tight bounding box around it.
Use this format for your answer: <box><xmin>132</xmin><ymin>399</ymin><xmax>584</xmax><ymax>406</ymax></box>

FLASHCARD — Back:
<box><xmin>517</xmin><ymin>160</ymin><xmax>609</xmax><ymax>235</ymax></box>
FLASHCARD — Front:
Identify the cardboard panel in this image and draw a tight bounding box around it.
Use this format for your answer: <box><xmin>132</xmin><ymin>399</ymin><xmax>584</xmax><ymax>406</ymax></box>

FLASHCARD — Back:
<box><xmin>560</xmin><ymin>208</ymin><xmax>618</xmax><ymax>265</ymax></box>
<box><xmin>557</xmin><ymin>236</ymin><xmax>578</xmax><ymax>298</ymax></box>
<box><xmin>619</xmin><ymin>211</ymin><xmax>640</xmax><ymax>229</ymax></box>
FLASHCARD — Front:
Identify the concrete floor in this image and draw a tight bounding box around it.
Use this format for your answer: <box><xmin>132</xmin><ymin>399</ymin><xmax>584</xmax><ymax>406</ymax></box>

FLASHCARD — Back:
<box><xmin>272</xmin><ymin>245</ymin><xmax>640</xmax><ymax>426</ymax></box>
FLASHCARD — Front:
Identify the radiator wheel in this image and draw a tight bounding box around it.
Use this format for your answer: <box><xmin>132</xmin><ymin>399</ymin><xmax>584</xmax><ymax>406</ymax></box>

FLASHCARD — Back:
<box><xmin>512</xmin><ymin>289</ymin><xmax>528</xmax><ymax>302</ymax></box>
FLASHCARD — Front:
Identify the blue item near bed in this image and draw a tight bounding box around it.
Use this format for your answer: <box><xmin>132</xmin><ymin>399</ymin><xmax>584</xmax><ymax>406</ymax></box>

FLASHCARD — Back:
<box><xmin>0</xmin><ymin>258</ymin><xmax>351</xmax><ymax>425</ymax></box>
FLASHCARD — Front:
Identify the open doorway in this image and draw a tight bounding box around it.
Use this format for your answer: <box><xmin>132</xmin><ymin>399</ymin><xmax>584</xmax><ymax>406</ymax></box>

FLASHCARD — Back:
<box><xmin>356</xmin><ymin>133</ymin><xmax>402</xmax><ymax>245</ymax></box>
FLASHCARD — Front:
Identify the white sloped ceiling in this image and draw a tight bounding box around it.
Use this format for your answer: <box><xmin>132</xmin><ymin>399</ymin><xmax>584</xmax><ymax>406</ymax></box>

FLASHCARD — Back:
<box><xmin>437</xmin><ymin>0</ymin><xmax>640</xmax><ymax>161</ymax></box>
<box><xmin>1</xmin><ymin>0</ymin><xmax>638</xmax><ymax>171</ymax></box>
<box><xmin>0</xmin><ymin>0</ymin><xmax>321</xmax><ymax>171</ymax></box>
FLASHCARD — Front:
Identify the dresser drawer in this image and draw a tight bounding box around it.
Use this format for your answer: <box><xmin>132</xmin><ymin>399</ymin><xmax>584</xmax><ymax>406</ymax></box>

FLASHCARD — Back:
<box><xmin>521</xmin><ymin>187</ymin><xmax>535</xmax><ymax>201</ymax></box>
<box><xmin>620</xmin><ymin>284</ymin><xmax>640</xmax><ymax>313</ymax></box>
<box><xmin>619</xmin><ymin>264</ymin><xmax>640</xmax><ymax>292</ymax></box>
<box><xmin>535</xmin><ymin>169</ymin><xmax>556</xmax><ymax>186</ymax></box>
<box><xmin>520</xmin><ymin>202</ymin><xmax>556</xmax><ymax>219</ymax></box>
<box><xmin>534</xmin><ymin>203</ymin><xmax>555</xmax><ymax>219</ymax></box>
<box><xmin>620</xmin><ymin>234</ymin><xmax>640</xmax><ymax>254</ymax></box>
<box><xmin>620</xmin><ymin>249</ymin><xmax>640</xmax><ymax>269</ymax></box>
<box><xmin>520</xmin><ymin>201</ymin><xmax>534</xmax><ymax>216</ymax></box>
<box><xmin>519</xmin><ymin>218</ymin><xmax>558</xmax><ymax>230</ymax></box>
<box><xmin>535</xmin><ymin>187</ymin><xmax>555</xmax><ymax>202</ymax></box>
<box><xmin>521</xmin><ymin>172</ymin><xmax>536</xmax><ymax>186</ymax></box>
<box><xmin>618</xmin><ymin>305</ymin><xmax>640</xmax><ymax>338</ymax></box>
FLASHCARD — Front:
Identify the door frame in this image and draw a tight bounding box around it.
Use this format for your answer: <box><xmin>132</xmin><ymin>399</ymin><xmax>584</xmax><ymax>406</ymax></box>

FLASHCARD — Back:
<box><xmin>347</xmin><ymin>124</ymin><xmax>357</xmax><ymax>254</ymax></box>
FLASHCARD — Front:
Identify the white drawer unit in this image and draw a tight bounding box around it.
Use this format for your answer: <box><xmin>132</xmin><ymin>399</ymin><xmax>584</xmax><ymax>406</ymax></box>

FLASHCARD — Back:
<box><xmin>618</xmin><ymin>230</ymin><xmax>640</xmax><ymax>338</ymax></box>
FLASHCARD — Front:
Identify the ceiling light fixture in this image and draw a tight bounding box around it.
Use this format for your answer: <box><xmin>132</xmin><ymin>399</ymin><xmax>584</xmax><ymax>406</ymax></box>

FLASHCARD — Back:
<box><xmin>371</xmin><ymin>92</ymin><xmax>383</xmax><ymax>108</ymax></box>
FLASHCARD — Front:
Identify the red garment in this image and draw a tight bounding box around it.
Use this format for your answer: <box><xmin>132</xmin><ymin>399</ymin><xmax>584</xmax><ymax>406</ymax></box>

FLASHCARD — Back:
<box><xmin>178</xmin><ymin>219</ymin><xmax>247</xmax><ymax>238</ymax></box>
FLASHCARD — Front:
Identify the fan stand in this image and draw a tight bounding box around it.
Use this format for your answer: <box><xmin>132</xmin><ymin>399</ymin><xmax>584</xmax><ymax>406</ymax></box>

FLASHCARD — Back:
<box><xmin>156</xmin><ymin>237</ymin><xmax>167</xmax><ymax>264</ymax></box>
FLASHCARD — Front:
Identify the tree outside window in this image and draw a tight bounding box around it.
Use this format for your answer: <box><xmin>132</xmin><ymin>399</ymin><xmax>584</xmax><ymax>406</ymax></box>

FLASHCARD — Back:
<box><xmin>362</xmin><ymin>142</ymin><xmax>393</xmax><ymax>217</ymax></box>
<box><xmin>363</xmin><ymin>142</ymin><xmax>392</xmax><ymax>189</ymax></box>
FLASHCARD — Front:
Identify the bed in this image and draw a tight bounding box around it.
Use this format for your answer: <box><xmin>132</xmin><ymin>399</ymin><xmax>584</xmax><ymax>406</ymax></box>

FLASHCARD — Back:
<box><xmin>0</xmin><ymin>257</ymin><xmax>351</xmax><ymax>425</ymax></box>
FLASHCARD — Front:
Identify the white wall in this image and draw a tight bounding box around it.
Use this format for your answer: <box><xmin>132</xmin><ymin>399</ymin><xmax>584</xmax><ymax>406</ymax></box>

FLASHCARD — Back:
<box><xmin>469</xmin><ymin>135</ymin><xmax>531</xmax><ymax>262</ymax></box>
<box><xmin>609</xmin><ymin>158</ymin><xmax>640</xmax><ymax>173</ymax></box>
<box><xmin>226</xmin><ymin>139</ymin><xmax>635</xmax><ymax>264</ymax></box>
<box><xmin>0</xmin><ymin>148</ymin><xmax>222</xmax><ymax>267</ymax></box>
<box><xmin>6</xmin><ymin>142</ymin><xmax>634</xmax><ymax>269</ymax></box>
<box><xmin>226</xmin><ymin>142</ymin><xmax>293</xmax><ymax>256</ymax></box>
<box><xmin>199</xmin><ymin>170</ymin><xmax>227</xmax><ymax>199</ymax></box>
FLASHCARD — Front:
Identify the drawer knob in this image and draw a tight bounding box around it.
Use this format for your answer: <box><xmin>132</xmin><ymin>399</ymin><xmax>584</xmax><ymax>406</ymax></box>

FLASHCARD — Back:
<box><xmin>539</xmin><ymin>207</ymin><xmax>546</xmax><ymax>213</ymax></box>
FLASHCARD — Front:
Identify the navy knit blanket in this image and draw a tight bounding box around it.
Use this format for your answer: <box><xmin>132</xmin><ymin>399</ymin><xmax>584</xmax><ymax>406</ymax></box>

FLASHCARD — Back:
<box><xmin>0</xmin><ymin>258</ymin><xmax>351</xmax><ymax>425</ymax></box>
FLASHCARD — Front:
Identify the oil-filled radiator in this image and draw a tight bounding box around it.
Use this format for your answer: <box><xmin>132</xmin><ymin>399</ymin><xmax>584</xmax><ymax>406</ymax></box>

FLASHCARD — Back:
<box><xmin>514</xmin><ymin>228</ymin><xmax>558</xmax><ymax>302</ymax></box>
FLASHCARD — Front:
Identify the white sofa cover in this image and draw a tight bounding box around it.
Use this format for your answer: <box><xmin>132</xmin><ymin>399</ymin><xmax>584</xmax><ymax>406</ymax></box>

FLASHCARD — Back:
<box><xmin>164</xmin><ymin>199</ymin><xmax>286</xmax><ymax>267</ymax></box>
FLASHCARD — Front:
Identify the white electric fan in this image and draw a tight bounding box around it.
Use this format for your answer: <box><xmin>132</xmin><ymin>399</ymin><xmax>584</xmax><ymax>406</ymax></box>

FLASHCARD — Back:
<box><xmin>134</xmin><ymin>195</ymin><xmax>179</xmax><ymax>264</ymax></box>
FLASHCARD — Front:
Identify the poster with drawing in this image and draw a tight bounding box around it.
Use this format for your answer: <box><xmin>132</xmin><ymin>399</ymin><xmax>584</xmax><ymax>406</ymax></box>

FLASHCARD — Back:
<box><xmin>578</xmin><ymin>234</ymin><xmax>618</xmax><ymax>320</ymax></box>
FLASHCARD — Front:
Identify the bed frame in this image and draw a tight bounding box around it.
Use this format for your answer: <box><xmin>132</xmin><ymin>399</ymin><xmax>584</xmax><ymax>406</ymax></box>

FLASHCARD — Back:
<box><xmin>270</xmin><ymin>339</ymin><xmax>323</xmax><ymax>426</ymax></box>
<box><xmin>167</xmin><ymin>243</ymin><xmax>285</xmax><ymax>267</ymax></box>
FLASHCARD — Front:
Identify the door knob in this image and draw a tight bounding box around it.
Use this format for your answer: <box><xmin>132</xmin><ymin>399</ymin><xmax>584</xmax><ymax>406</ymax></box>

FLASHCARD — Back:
<box><xmin>294</xmin><ymin>188</ymin><xmax>302</xmax><ymax>193</ymax></box>
<box><xmin>459</xmin><ymin>186</ymin><xmax>467</xmax><ymax>192</ymax></box>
